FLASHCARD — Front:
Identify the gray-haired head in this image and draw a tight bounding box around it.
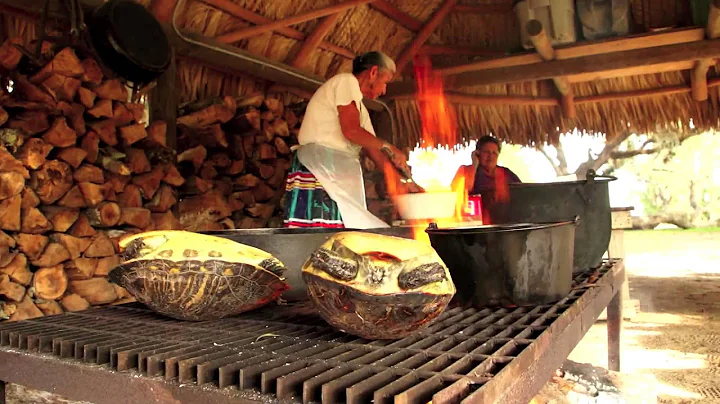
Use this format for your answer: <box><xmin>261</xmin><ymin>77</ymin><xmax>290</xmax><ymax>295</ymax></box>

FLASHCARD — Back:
<box><xmin>352</xmin><ymin>51</ymin><xmax>396</xmax><ymax>75</ymax></box>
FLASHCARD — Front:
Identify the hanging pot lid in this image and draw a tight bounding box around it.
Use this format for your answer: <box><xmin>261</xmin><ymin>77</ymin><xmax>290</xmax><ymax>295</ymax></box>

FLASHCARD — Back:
<box><xmin>89</xmin><ymin>0</ymin><xmax>171</xmax><ymax>84</ymax></box>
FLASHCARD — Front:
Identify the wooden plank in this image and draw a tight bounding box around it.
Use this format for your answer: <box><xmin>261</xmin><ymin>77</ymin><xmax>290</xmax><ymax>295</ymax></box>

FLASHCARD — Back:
<box><xmin>199</xmin><ymin>0</ymin><xmax>355</xmax><ymax>59</ymax></box>
<box><xmin>394</xmin><ymin>0</ymin><xmax>457</xmax><ymax>75</ymax></box>
<box><xmin>290</xmin><ymin>13</ymin><xmax>342</xmax><ymax>68</ymax></box>
<box><xmin>369</xmin><ymin>0</ymin><xmax>423</xmax><ymax>31</ymax></box>
<box><xmin>215</xmin><ymin>0</ymin><xmax>377</xmax><ymax>44</ymax></box>
<box><xmin>387</xmin><ymin>39</ymin><xmax>720</xmax><ymax>96</ymax></box>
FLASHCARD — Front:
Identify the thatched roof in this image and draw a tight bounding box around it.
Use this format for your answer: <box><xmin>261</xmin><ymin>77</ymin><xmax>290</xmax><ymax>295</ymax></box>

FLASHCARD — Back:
<box><xmin>0</xmin><ymin>0</ymin><xmax>713</xmax><ymax>149</ymax></box>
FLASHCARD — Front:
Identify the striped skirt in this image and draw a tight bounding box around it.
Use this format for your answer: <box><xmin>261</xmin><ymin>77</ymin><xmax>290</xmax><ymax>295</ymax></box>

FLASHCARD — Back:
<box><xmin>283</xmin><ymin>154</ymin><xmax>344</xmax><ymax>228</ymax></box>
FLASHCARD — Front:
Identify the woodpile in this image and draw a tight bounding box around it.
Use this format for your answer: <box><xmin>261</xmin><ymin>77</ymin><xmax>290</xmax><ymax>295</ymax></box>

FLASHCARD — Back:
<box><xmin>0</xmin><ymin>39</ymin><xmax>181</xmax><ymax>321</ymax></box>
<box><xmin>174</xmin><ymin>94</ymin><xmax>302</xmax><ymax>231</ymax></box>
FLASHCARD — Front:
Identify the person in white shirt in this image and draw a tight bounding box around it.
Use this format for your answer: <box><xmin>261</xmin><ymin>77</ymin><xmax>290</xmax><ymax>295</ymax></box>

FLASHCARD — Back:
<box><xmin>283</xmin><ymin>51</ymin><xmax>409</xmax><ymax>229</ymax></box>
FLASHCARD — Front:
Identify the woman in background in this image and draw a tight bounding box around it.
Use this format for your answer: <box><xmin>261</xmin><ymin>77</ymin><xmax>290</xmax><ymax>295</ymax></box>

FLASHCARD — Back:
<box><xmin>452</xmin><ymin>135</ymin><xmax>521</xmax><ymax>217</ymax></box>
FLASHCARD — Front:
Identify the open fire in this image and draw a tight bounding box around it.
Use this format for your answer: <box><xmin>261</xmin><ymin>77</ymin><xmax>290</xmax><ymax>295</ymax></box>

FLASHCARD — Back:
<box><xmin>383</xmin><ymin>55</ymin><xmax>475</xmax><ymax>243</ymax></box>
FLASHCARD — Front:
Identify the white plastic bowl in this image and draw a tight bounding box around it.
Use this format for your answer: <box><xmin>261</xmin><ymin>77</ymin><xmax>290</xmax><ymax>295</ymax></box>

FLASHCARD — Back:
<box><xmin>392</xmin><ymin>192</ymin><xmax>459</xmax><ymax>220</ymax></box>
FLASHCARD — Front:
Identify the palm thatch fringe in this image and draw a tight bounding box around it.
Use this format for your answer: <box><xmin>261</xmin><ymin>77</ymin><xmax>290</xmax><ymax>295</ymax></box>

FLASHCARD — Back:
<box><xmin>392</xmin><ymin>69</ymin><xmax>720</xmax><ymax>150</ymax></box>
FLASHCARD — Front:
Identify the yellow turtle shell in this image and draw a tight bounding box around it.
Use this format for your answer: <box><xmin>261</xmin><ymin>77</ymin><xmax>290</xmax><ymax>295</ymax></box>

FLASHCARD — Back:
<box><xmin>302</xmin><ymin>231</ymin><xmax>455</xmax><ymax>340</ymax></box>
<box><xmin>109</xmin><ymin>230</ymin><xmax>289</xmax><ymax>321</ymax></box>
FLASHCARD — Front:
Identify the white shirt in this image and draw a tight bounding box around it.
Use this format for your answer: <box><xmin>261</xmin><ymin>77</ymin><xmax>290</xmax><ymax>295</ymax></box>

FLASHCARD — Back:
<box><xmin>298</xmin><ymin>73</ymin><xmax>376</xmax><ymax>156</ymax></box>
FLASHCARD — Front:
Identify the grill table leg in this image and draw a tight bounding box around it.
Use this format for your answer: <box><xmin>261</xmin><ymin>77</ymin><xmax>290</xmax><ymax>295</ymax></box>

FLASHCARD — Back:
<box><xmin>0</xmin><ymin>380</ymin><xmax>5</xmax><ymax>404</ymax></box>
<box><xmin>607</xmin><ymin>289</ymin><xmax>623</xmax><ymax>371</ymax></box>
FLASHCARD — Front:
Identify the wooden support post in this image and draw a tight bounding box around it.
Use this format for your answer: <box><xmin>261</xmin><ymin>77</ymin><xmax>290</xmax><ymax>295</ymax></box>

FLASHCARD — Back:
<box><xmin>369</xmin><ymin>0</ymin><xmax>423</xmax><ymax>31</ymax></box>
<box><xmin>691</xmin><ymin>0</ymin><xmax>720</xmax><ymax>101</ymax></box>
<box><xmin>149</xmin><ymin>51</ymin><xmax>177</xmax><ymax>150</ymax></box>
<box><xmin>199</xmin><ymin>0</ymin><xmax>355</xmax><ymax>58</ymax></box>
<box><xmin>607</xmin><ymin>288</ymin><xmax>623</xmax><ymax>372</ymax></box>
<box><xmin>394</xmin><ymin>0</ymin><xmax>457</xmax><ymax>76</ymax></box>
<box><xmin>527</xmin><ymin>19</ymin><xmax>575</xmax><ymax>119</ymax></box>
<box><xmin>290</xmin><ymin>13</ymin><xmax>342</xmax><ymax>69</ymax></box>
<box><xmin>216</xmin><ymin>0</ymin><xmax>376</xmax><ymax>44</ymax></box>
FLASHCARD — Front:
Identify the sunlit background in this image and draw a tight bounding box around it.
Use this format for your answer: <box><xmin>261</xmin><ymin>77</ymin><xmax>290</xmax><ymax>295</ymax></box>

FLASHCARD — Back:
<box><xmin>408</xmin><ymin>130</ymin><xmax>720</xmax><ymax>218</ymax></box>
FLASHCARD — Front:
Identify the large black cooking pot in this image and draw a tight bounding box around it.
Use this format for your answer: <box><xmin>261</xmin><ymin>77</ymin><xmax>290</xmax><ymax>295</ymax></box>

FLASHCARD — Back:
<box><xmin>89</xmin><ymin>0</ymin><xmax>171</xmax><ymax>85</ymax></box>
<box><xmin>484</xmin><ymin>169</ymin><xmax>616</xmax><ymax>272</ymax></box>
<box><xmin>204</xmin><ymin>227</ymin><xmax>416</xmax><ymax>301</ymax></box>
<box><xmin>426</xmin><ymin>220</ymin><xmax>577</xmax><ymax>307</ymax></box>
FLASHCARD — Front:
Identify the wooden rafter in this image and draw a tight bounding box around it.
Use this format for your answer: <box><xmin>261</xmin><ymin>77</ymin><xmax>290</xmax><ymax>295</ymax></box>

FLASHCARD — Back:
<box><xmin>691</xmin><ymin>0</ymin><xmax>720</xmax><ymax>101</ymax></box>
<box><xmin>527</xmin><ymin>19</ymin><xmax>575</xmax><ymax>119</ymax></box>
<box><xmin>290</xmin><ymin>13</ymin><xmax>342</xmax><ymax>69</ymax></box>
<box><xmin>369</xmin><ymin>0</ymin><xmax>423</xmax><ymax>31</ymax></box>
<box><xmin>216</xmin><ymin>0</ymin><xmax>377</xmax><ymax>44</ymax></box>
<box><xmin>394</xmin><ymin>0</ymin><xmax>457</xmax><ymax>75</ymax></box>
<box><xmin>200</xmin><ymin>0</ymin><xmax>355</xmax><ymax>58</ymax></box>
<box><xmin>148</xmin><ymin>0</ymin><xmax>179</xmax><ymax>23</ymax></box>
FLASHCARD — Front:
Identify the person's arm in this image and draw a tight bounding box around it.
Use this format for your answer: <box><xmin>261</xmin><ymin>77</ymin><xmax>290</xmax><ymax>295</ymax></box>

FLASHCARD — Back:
<box><xmin>337</xmin><ymin>103</ymin><xmax>386</xmax><ymax>151</ymax></box>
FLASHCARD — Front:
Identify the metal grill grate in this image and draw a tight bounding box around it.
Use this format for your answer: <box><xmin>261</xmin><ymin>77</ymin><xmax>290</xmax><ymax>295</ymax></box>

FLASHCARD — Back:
<box><xmin>0</xmin><ymin>264</ymin><xmax>612</xmax><ymax>404</ymax></box>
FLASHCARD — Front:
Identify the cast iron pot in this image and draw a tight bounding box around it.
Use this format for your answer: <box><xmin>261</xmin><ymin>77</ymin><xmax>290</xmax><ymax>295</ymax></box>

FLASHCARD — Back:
<box><xmin>204</xmin><ymin>227</ymin><xmax>416</xmax><ymax>301</ymax></box>
<box><xmin>484</xmin><ymin>169</ymin><xmax>616</xmax><ymax>272</ymax></box>
<box><xmin>425</xmin><ymin>219</ymin><xmax>577</xmax><ymax>307</ymax></box>
<box><xmin>89</xmin><ymin>0</ymin><xmax>171</xmax><ymax>85</ymax></box>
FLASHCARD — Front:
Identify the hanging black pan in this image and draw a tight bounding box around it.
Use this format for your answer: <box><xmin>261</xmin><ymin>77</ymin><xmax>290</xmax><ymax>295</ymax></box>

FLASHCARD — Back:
<box><xmin>88</xmin><ymin>0</ymin><xmax>171</xmax><ymax>85</ymax></box>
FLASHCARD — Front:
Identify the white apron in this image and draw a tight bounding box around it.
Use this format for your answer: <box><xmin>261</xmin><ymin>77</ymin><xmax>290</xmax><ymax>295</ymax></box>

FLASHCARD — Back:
<box><xmin>296</xmin><ymin>143</ymin><xmax>389</xmax><ymax>229</ymax></box>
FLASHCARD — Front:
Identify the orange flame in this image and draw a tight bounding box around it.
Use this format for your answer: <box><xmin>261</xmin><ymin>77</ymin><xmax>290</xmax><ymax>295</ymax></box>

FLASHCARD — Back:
<box><xmin>383</xmin><ymin>55</ymin><xmax>478</xmax><ymax>243</ymax></box>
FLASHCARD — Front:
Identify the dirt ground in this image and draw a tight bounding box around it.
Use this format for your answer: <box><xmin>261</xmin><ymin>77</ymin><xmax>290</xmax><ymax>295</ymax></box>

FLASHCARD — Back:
<box><xmin>568</xmin><ymin>229</ymin><xmax>720</xmax><ymax>403</ymax></box>
<box><xmin>5</xmin><ymin>229</ymin><xmax>720</xmax><ymax>403</ymax></box>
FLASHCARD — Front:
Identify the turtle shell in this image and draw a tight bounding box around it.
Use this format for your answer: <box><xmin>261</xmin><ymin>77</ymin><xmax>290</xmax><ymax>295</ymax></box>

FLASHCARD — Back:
<box><xmin>109</xmin><ymin>230</ymin><xmax>289</xmax><ymax>321</ymax></box>
<box><xmin>302</xmin><ymin>231</ymin><xmax>455</xmax><ymax>340</ymax></box>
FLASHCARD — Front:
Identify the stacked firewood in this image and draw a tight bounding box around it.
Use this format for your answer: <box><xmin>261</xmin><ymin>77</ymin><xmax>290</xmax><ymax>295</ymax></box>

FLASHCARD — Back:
<box><xmin>175</xmin><ymin>95</ymin><xmax>302</xmax><ymax>231</ymax></box>
<box><xmin>0</xmin><ymin>39</ymin><xmax>181</xmax><ymax>321</ymax></box>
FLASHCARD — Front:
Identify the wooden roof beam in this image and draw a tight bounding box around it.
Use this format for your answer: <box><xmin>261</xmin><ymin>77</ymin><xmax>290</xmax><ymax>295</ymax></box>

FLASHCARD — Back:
<box><xmin>394</xmin><ymin>0</ymin><xmax>457</xmax><ymax>75</ymax></box>
<box><xmin>198</xmin><ymin>0</ymin><xmax>354</xmax><ymax>59</ymax></box>
<box><xmin>290</xmin><ymin>13</ymin><xmax>342</xmax><ymax>69</ymax></box>
<box><xmin>418</xmin><ymin>45</ymin><xmax>505</xmax><ymax>57</ymax></box>
<box><xmin>452</xmin><ymin>4</ymin><xmax>513</xmax><ymax>14</ymax></box>
<box><xmin>526</xmin><ymin>19</ymin><xmax>575</xmax><ymax>119</ymax></box>
<box><xmin>369</xmin><ymin>0</ymin><xmax>423</xmax><ymax>31</ymax></box>
<box><xmin>691</xmin><ymin>0</ymin><xmax>720</xmax><ymax>101</ymax></box>
<box><xmin>216</xmin><ymin>0</ymin><xmax>377</xmax><ymax>44</ymax></box>
<box><xmin>384</xmin><ymin>27</ymin><xmax>710</xmax><ymax>98</ymax></box>
<box><xmin>437</xmin><ymin>27</ymin><xmax>705</xmax><ymax>76</ymax></box>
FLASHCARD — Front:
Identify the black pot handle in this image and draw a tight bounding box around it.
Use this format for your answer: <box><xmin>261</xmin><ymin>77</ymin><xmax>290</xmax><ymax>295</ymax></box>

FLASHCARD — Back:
<box><xmin>585</xmin><ymin>169</ymin><xmax>618</xmax><ymax>183</ymax></box>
